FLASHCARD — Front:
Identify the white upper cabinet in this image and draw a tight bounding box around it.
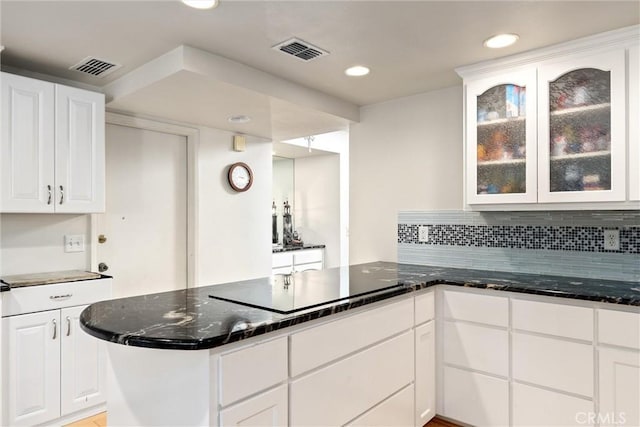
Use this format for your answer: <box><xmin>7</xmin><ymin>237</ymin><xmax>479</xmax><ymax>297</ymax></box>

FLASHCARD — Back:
<box><xmin>458</xmin><ymin>25</ymin><xmax>639</xmax><ymax>210</ymax></box>
<box><xmin>629</xmin><ymin>44</ymin><xmax>640</xmax><ymax>202</ymax></box>
<box><xmin>538</xmin><ymin>50</ymin><xmax>626</xmax><ymax>203</ymax></box>
<box><xmin>55</xmin><ymin>85</ymin><xmax>105</xmax><ymax>212</ymax></box>
<box><xmin>466</xmin><ymin>69</ymin><xmax>537</xmax><ymax>204</ymax></box>
<box><xmin>1</xmin><ymin>73</ymin><xmax>55</xmax><ymax>212</ymax></box>
<box><xmin>0</xmin><ymin>72</ymin><xmax>105</xmax><ymax>213</ymax></box>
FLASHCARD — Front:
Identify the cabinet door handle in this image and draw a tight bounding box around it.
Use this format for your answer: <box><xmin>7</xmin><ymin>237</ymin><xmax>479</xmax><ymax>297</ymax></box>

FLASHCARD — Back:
<box><xmin>66</xmin><ymin>316</ymin><xmax>71</xmax><ymax>336</ymax></box>
<box><xmin>47</xmin><ymin>185</ymin><xmax>52</xmax><ymax>205</ymax></box>
<box><xmin>59</xmin><ymin>185</ymin><xmax>64</xmax><ymax>205</ymax></box>
<box><xmin>50</xmin><ymin>294</ymin><xmax>72</xmax><ymax>300</ymax></box>
<box><xmin>52</xmin><ymin>319</ymin><xmax>57</xmax><ymax>340</ymax></box>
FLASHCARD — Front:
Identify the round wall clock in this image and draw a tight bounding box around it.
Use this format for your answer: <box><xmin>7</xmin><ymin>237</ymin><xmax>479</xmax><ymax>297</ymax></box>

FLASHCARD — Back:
<box><xmin>227</xmin><ymin>162</ymin><xmax>253</xmax><ymax>192</ymax></box>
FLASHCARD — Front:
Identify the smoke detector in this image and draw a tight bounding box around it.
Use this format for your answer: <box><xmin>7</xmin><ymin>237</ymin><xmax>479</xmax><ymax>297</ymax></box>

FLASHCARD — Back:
<box><xmin>69</xmin><ymin>56</ymin><xmax>121</xmax><ymax>78</ymax></box>
<box><xmin>272</xmin><ymin>38</ymin><xmax>328</xmax><ymax>62</ymax></box>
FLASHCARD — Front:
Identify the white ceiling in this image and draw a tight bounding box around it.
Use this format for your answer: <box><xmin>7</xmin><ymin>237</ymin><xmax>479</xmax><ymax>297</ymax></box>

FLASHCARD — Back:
<box><xmin>1</xmin><ymin>1</ymin><xmax>638</xmax><ymax>139</ymax></box>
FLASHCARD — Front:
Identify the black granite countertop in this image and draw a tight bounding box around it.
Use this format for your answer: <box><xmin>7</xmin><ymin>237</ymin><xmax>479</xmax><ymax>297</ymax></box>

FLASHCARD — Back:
<box><xmin>272</xmin><ymin>244</ymin><xmax>325</xmax><ymax>253</ymax></box>
<box><xmin>80</xmin><ymin>262</ymin><xmax>640</xmax><ymax>351</ymax></box>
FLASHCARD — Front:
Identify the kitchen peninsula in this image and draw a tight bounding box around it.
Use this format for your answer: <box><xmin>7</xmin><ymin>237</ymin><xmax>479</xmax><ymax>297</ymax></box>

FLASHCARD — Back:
<box><xmin>80</xmin><ymin>262</ymin><xmax>640</xmax><ymax>427</ymax></box>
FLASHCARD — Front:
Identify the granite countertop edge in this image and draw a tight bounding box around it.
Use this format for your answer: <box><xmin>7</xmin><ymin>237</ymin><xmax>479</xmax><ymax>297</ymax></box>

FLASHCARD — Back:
<box><xmin>272</xmin><ymin>244</ymin><xmax>326</xmax><ymax>253</ymax></box>
<box><xmin>78</xmin><ymin>262</ymin><xmax>640</xmax><ymax>351</ymax></box>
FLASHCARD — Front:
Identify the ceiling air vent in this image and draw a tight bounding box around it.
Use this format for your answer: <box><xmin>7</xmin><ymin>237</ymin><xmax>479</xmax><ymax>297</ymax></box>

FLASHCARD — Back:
<box><xmin>272</xmin><ymin>38</ymin><xmax>328</xmax><ymax>62</ymax></box>
<box><xmin>69</xmin><ymin>56</ymin><xmax>121</xmax><ymax>78</ymax></box>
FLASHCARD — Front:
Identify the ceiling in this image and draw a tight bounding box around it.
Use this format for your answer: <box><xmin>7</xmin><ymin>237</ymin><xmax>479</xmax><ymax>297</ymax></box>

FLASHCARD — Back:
<box><xmin>1</xmin><ymin>1</ymin><xmax>638</xmax><ymax>139</ymax></box>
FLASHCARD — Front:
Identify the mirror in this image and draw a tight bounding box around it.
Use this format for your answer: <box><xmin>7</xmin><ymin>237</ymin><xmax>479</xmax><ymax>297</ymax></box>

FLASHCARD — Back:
<box><xmin>272</xmin><ymin>156</ymin><xmax>294</xmax><ymax>245</ymax></box>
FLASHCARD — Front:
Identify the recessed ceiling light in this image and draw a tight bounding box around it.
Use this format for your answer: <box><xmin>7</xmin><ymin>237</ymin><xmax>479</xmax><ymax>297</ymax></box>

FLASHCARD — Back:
<box><xmin>483</xmin><ymin>33</ymin><xmax>519</xmax><ymax>49</ymax></box>
<box><xmin>181</xmin><ymin>0</ymin><xmax>219</xmax><ymax>10</ymax></box>
<box><xmin>228</xmin><ymin>115</ymin><xmax>251</xmax><ymax>124</ymax></box>
<box><xmin>345</xmin><ymin>66</ymin><xmax>370</xmax><ymax>77</ymax></box>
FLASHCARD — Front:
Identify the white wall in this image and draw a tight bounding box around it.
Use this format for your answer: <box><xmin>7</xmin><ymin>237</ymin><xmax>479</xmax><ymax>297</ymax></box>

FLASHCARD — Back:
<box><xmin>197</xmin><ymin>127</ymin><xmax>272</xmax><ymax>285</ymax></box>
<box><xmin>349</xmin><ymin>85</ymin><xmax>464</xmax><ymax>264</ymax></box>
<box><xmin>0</xmin><ymin>124</ymin><xmax>271</xmax><ymax>286</ymax></box>
<box><xmin>294</xmin><ymin>154</ymin><xmax>341</xmax><ymax>268</ymax></box>
<box><xmin>0</xmin><ymin>214</ymin><xmax>90</xmax><ymax>276</ymax></box>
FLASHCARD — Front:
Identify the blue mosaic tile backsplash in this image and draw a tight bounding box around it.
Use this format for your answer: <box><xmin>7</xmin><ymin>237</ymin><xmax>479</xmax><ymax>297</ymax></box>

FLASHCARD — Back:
<box><xmin>398</xmin><ymin>210</ymin><xmax>640</xmax><ymax>281</ymax></box>
<box><xmin>398</xmin><ymin>224</ymin><xmax>639</xmax><ymax>254</ymax></box>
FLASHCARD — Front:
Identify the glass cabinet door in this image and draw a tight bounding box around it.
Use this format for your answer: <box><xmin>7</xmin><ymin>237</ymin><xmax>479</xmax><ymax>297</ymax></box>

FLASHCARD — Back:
<box><xmin>466</xmin><ymin>69</ymin><xmax>537</xmax><ymax>204</ymax></box>
<box><xmin>628</xmin><ymin>45</ymin><xmax>639</xmax><ymax>202</ymax></box>
<box><xmin>538</xmin><ymin>50</ymin><xmax>626</xmax><ymax>203</ymax></box>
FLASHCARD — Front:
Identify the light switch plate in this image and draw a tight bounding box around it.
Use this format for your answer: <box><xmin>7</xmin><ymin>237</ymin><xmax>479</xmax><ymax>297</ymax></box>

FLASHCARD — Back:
<box><xmin>64</xmin><ymin>234</ymin><xmax>85</xmax><ymax>253</ymax></box>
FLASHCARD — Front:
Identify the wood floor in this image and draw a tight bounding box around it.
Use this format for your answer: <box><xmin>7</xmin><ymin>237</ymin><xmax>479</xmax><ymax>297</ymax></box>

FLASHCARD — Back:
<box><xmin>66</xmin><ymin>412</ymin><xmax>458</xmax><ymax>427</ymax></box>
<box><xmin>64</xmin><ymin>412</ymin><xmax>107</xmax><ymax>427</ymax></box>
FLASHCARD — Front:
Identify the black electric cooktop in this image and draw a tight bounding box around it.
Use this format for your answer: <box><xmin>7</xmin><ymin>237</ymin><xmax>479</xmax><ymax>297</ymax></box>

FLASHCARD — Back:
<box><xmin>209</xmin><ymin>265</ymin><xmax>405</xmax><ymax>314</ymax></box>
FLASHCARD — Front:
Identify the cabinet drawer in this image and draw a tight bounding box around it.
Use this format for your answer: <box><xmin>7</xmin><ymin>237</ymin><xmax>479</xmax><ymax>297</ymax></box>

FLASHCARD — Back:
<box><xmin>512</xmin><ymin>299</ymin><xmax>593</xmax><ymax>341</ymax></box>
<box><xmin>513</xmin><ymin>382</ymin><xmax>593</xmax><ymax>427</ymax></box>
<box><xmin>442</xmin><ymin>290</ymin><xmax>508</xmax><ymax>327</ymax></box>
<box><xmin>290</xmin><ymin>331</ymin><xmax>413</xmax><ymax>427</ymax></box>
<box><xmin>272</xmin><ymin>252</ymin><xmax>292</xmax><ymax>268</ymax></box>
<box><xmin>290</xmin><ymin>298</ymin><xmax>413</xmax><ymax>377</ymax></box>
<box><xmin>512</xmin><ymin>333</ymin><xmax>593</xmax><ymax>396</ymax></box>
<box><xmin>444</xmin><ymin>320</ymin><xmax>509</xmax><ymax>376</ymax></box>
<box><xmin>219</xmin><ymin>337</ymin><xmax>287</xmax><ymax>407</ymax></box>
<box><xmin>293</xmin><ymin>262</ymin><xmax>322</xmax><ymax>272</ymax></box>
<box><xmin>598</xmin><ymin>309</ymin><xmax>640</xmax><ymax>349</ymax></box>
<box><xmin>2</xmin><ymin>278</ymin><xmax>112</xmax><ymax>317</ymax></box>
<box><xmin>293</xmin><ymin>249</ymin><xmax>323</xmax><ymax>265</ymax></box>
<box><xmin>347</xmin><ymin>384</ymin><xmax>414</xmax><ymax>427</ymax></box>
<box><xmin>415</xmin><ymin>291</ymin><xmax>435</xmax><ymax>325</ymax></box>
<box><xmin>272</xmin><ymin>266</ymin><xmax>292</xmax><ymax>275</ymax></box>
<box><xmin>443</xmin><ymin>366</ymin><xmax>509</xmax><ymax>427</ymax></box>
<box><xmin>219</xmin><ymin>384</ymin><xmax>288</xmax><ymax>427</ymax></box>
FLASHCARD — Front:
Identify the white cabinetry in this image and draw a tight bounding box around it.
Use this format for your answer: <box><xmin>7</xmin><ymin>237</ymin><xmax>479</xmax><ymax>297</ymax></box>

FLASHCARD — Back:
<box><xmin>4</xmin><ymin>310</ymin><xmax>60</xmax><ymax>426</ymax></box>
<box><xmin>271</xmin><ymin>248</ymin><xmax>324</xmax><ymax>275</ymax></box>
<box><xmin>0</xmin><ymin>72</ymin><xmax>105</xmax><ymax>213</ymax></box>
<box><xmin>598</xmin><ymin>308</ymin><xmax>640</xmax><ymax>427</ymax></box>
<box><xmin>440</xmin><ymin>290</ymin><xmax>509</xmax><ymax>426</ymax></box>
<box><xmin>457</xmin><ymin>26</ymin><xmax>639</xmax><ymax>210</ymax></box>
<box><xmin>1</xmin><ymin>278</ymin><xmax>111</xmax><ymax>426</ymax></box>
<box><xmin>61</xmin><ymin>305</ymin><xmax>107</xmax><ymax>415</ymax></box>
<box><xmin>538</xmin><ymin>50</ymin><xmax>626</xmax><ymax>203</ymax></box>
<box><xmin>414</xmin><ymin>291</ymin><xmax>436</xmax><ymax>427</ymax></box>
<box><xmin>628</xmin><ymin>44</ymin><xmax>639</xmax><ymax>202</ymax></box>
<box><xmin>219</xmin><ymin>384</ymin><xmax>288</xmax><ymax>427</ymax></box>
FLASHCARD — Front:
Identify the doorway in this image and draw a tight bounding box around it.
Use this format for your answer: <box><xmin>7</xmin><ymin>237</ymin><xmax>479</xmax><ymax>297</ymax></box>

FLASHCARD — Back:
<box><xmin>95</xmin><ymin>123</ymin><xmax>188</xmax><ymax>298</ymax></box>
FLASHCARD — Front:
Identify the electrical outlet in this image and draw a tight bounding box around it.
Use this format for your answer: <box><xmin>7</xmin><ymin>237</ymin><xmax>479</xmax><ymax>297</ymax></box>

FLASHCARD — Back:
<box><xmin>418</xmin><ymin>226</ymin><xmax>429</xmax><ymax>243</ymax></box>
<box><xmin>603</xmin><ymin>229</ymin><xmax>620</xmax><ymax>251</ymax></box>
<box><xmin>64</xmin><ymin>234</ymin><xmax>85</xmax><ymax>253</ymax></box>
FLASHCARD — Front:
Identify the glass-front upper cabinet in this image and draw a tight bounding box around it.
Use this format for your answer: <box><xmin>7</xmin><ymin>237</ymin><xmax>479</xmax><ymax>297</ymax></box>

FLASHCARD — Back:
<box><xmin>466</xmin><ymin>69</ymin><xmax>537</xmax><ymax>204</ymax></box>
<box><xmin>538</xmin><ymin>50</ymin><xmax>626</xmax><ymax>203</ymax></box>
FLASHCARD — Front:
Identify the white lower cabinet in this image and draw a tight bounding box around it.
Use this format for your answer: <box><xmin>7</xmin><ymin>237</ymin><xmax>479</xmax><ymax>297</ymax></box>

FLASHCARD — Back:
<box><xmin>61</xmin><ymin>305</ymin><xmax>107</xmax><ymax>416</ymax></box>
<box><xmin>598</xmin><ymin>348</ymin><xmax>640</xmax><ymax>427</ymax></box>
<box><xmin>219</xmin><ymin>385</ymin><xmax>288</xmax><ymax>427</ymax></box>
<box><xmin>512</xmin><ymin>332</ymin><xmax>593</xmax><ymax>397</ymax></box>
<box><xmin>1</xmin><ymin>279</ymin><xmax>111</xmax><ymax>426</ymax></box>
<box><xmin>512</xmin><ymin>382</ymin><xmax>593</xmax><ymax>427</ymax></box>
<box><xmin>415</xmin><ymin>321</ymin><xmax>435</xmax><ymax>426</ymax></box>
<box><xmin>443</xmin><ymin>366</ymin><xmax>509</xmax><ymax>426</ymax></box>
<box><xmin>4</xmin><ymin>310</ymin><xmax>61</xmax><ymax>426</ymax></box>
<box><xmin>290</xmin><ymin>331</ymin><xmax>413</xmax><ymax>426</ymax></box>
<box><xmin>348</xmin><ymin>384</ymin><xmax>415</xmax><ymax>427</ymax></box>
<box><xmin>3</xmin><ymin>306</ymin><xmax>107</xmax><ymax>426</ymax></box>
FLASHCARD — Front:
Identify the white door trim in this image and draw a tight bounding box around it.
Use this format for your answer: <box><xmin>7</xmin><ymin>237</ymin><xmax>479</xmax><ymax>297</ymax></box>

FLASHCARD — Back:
<box><xmin>90</xmin><ymin>111</ymin><xmax>199</xmax><ymax>288</ymax></box>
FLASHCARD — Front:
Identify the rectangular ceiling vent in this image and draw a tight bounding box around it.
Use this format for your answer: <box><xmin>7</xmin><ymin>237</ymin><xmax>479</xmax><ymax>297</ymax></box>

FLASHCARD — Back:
<box><xmin>69</xmin><ymin>56</ymin><xmax>121</xmax><ymax>78</ymax></box>
<box><xmin>272</xmin><ymin>38</ymin><xmax>328</xmax><ymax>62</ymax></box>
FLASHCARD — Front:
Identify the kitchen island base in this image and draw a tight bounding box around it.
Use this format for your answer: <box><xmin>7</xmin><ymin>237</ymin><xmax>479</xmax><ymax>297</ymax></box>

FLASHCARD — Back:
<box><xmin>104</xmin><ymin>294</ymin><xmax>435</xmax><ymax>427</ymax></box>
